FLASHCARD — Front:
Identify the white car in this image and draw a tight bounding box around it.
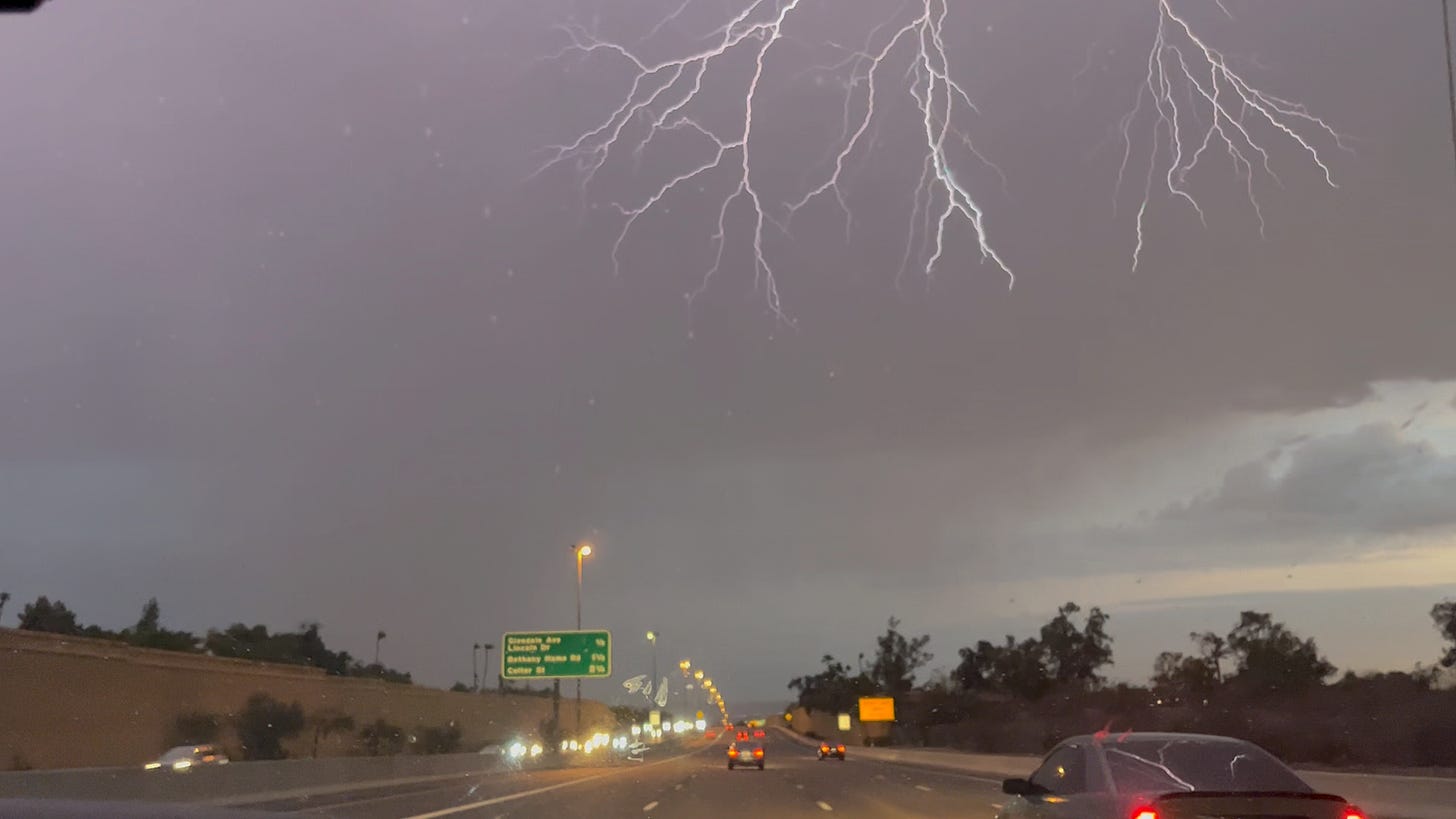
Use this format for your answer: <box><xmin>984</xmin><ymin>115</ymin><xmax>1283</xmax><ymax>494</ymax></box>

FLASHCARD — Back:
<box><xmin>145</xmin><ymin>744</ymin><xmax>229</xmax><ymax>771</ymax></box>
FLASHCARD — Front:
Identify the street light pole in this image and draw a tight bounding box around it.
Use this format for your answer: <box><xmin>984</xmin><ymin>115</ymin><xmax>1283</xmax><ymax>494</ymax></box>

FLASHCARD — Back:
<box><xmin>646</xmin><ymin>631</ymin><xmax>659</xmax><ymax>700</ymax></box>
<box><xmin>573</xmin><ymin>543</ymin><xmax>592</xmax><ymax>733</ymax></box>
<box><xmin>473</xmin><ymin>643</ymin><xmax>480</xmax><ymax>691</ymax></box>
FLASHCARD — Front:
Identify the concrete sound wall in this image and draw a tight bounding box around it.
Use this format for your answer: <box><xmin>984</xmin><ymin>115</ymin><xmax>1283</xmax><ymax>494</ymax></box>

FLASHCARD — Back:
<box><xmin>0</xmin><ymin>628</ymin><xmax>613</xmax><ymax>770</ymax></box>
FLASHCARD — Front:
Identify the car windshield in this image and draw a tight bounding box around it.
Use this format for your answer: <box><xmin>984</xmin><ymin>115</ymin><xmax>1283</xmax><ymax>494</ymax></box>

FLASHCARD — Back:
<box><xmin>1</xmin><ymin>2</ymin><xmax>1453</xmax><ymax>818</ymax></box>
<box><xmin>1104</xmin><ymin>739</ymin><xmax>1311</xmax><ymax>795</ymax></box>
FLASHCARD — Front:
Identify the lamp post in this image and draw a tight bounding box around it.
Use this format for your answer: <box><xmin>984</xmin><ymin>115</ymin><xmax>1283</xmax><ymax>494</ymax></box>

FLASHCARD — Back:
<box><xmin>472</xmin><ymin>643</ymin><xmax>480</xmax><ymax>691</ymax></box>
<box><xmin>481</xmin><ymin>642</ymin><xmax>494</xmax><ymax>692</ymax></box>
<box><xmin>646</xmin><ymin>631</ymin><xmax>659</xmax><ymax>698</ymax></box>
<box><xmin>573</xmin><ymin>543</ymin><xmax>592</xmax><ymax>732</ymax></box>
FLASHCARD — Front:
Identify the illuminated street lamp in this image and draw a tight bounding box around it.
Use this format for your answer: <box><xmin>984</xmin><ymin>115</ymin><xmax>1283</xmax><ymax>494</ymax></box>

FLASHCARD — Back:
<box><xmin>573</xmin><ymin>542</ymin><xmax>593</xmax><ymax>731</ymax></box>
<box><xmin>646</xmin><ymin>631</ymin><xmax>659</xmax><ymax>694</ymax></box>
<box><xmin>694</xmin><ymin>670</ymin><xmax>704</xmax><ymax>681</ymax></box>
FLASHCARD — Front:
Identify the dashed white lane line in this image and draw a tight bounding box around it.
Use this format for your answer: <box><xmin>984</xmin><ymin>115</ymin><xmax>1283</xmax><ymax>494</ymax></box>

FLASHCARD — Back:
<box><xmin>643</xmin><ymin>801</ymin><xmax>659</xmax><ymax>812</ymax></box>
<box><xmin>915</xmin><ymin>784</ymin><xmax>933</xmax><ymax>791</ymax></box>
<box><xmin>816</xmin><ymin>801</ymin><xmax>834</xmax><ymax>811</ymax></box>
<box><xmin>795</xmin><ymin>784</ymin><xmax>804</xmax><ymax>790</ymax></box>
<box><xmin>674</xmin><ymin>783</ymin><xmax>683</xmax><ymax>790</ymax></box>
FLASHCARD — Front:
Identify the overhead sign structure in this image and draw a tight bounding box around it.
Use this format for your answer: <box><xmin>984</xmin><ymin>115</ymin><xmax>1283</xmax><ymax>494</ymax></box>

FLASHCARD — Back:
<box><xmin>858</xmin><ymin>696</ymin><xmax>895</xmax><ymax>722</ymax></box>
<box><xmin>501</xmin><ymin>630</ymin><xmax>611</xmax><ymax>679</ymax></box>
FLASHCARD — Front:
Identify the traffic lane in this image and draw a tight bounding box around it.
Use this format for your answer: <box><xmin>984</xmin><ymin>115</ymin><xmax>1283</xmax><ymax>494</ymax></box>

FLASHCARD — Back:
<box><xmin>262</xmin><ymin>757</ymin><xmax>655</xmax><ymax>810</ymax></box>
<box><xmin>416</xmin><ymin>730</ymin><xmax>1005</xmax><ymax>818</ymax></box>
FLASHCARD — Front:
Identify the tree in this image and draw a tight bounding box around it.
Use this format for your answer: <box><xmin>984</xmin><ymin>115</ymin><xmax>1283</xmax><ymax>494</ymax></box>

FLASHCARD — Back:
<box><xmin>870</xmin><ymin>617</ymin><xmax>933</xmax><ymax>694</ymax></box>
<box><xmin>0</xmin><ymin>591</ymin><xmax>10</xmax><ymax>623</ymax></box>
<box><xmin>1150</xmin><ymin>651</ymin><xmax>1217</xmax><ymax>703</ymax></box>
<box><xmin>1432</xmin><ymin>600</ymin><xmax>1456</xmax><ymax>669</ymax></box>
<box><xmin>788</xmin><ymin>654</ymin><xmax>874</xmax><ymax>714</ymax></box>
<box><xmin>359</xmin><ymin>719</ymin><xmax>405</xmax><ymax>756</ymax></box>
<box><xmin>1190</xmin><ymin>631</ymin><xmax>1229</xmax><ymax>684</ymax></box>
<box><xmin>955</xmin><ymin>636</ymin><xmax>1051</xmax><ymax>700</ymax></box>
<box><xmin>1038</xmin><ymin>602</ymin><xmax>1113</xmax><ymax>688</ymax></box>
<box><xmin>1225</xmin><ymin>611</ymin><xmax>1334</xmax><ymax>693</ymax></box>
<box><xmin>127</xmin><ymin>598</ymin><xmax>200</xmax><ymax>653</ymax></box>
<box><xmin>308</xmin><ymin>710</ymin><xmax>355</xmax><ymax>758</ymax></box>
<box><xmin>235</xmin><ymin>693</ymin><xmax>305</xmax><ymax>760</ymax></box>
<box><xmin>16</xmin><ymin>596</ymin><xmax>81</xmax><ymax>635</ymax></box>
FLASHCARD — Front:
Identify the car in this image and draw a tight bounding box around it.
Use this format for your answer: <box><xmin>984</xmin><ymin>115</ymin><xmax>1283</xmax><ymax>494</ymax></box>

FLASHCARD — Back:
<box><xmin>817</xmin><ymin>741</ymin><xmax>846</xmax><ymax>760</ymax></box>
<box><xmin>727</xmin><ymin>740</ymin><xmax>765</xmax><ymax>770</ymax></box>
<box><xmin>735</xmin><ymin>730</ymin><xmax>751</xmax><ymax>741</ymax></box>
<box><xmin>752</xmin><ymin>728</ymin><xmax>766</xmax><ymax>739</ymax></box>
<box><xmin>145</xmin><ymin>744</ymin><xmax>229</xmax><ymax>771</ymax></box>
<box><xmin>996</xmin><ymin>732</ymin><xmax>1365</xmax><ymax>819</ymax></box>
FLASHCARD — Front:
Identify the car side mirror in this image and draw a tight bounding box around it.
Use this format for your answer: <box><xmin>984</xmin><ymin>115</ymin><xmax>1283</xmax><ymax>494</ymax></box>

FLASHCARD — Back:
<box><xmin>1002</xmin><ymin>778</ymin><xmax>1033</xmax><ymax>795</ymax></box>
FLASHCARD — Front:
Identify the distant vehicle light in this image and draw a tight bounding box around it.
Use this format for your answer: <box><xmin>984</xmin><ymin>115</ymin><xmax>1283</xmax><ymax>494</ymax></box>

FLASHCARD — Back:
<box><xmin>631</xmin><ymin>724</ymin><xmax>642</xmax><ymax>736</ymax></box>
<box><xmin>1130</xmin><ymin>809</ymin><xmax>1158</xmax><ymax>819</ymax></box>
<box><xmin>1343</xmin><ymin>811</ymin><xmax>1366</xmax><ymax>819</ymax></box>
<box><xmin>753</xmin><ymin>748</ymin><xmax>764</xmax><ymax>757</ymax></box>
<box><xmin>171</xmin><ymin>760</ymin><xmax>192</xmax><ymax>771</ymax></box>
<box><xmin>728</xmin><ymin>748</ymin><xmax>739</xmax><ymax>757</ymax></box>
<box><xmin>530</xmin><ymin>743</ymin><xmax>543</xmax><ymax>756</ymax></box>
<box><xmin>144</xmin><ymin>762</ymin><xmax>162</xmax><ymax>770</ymax></box>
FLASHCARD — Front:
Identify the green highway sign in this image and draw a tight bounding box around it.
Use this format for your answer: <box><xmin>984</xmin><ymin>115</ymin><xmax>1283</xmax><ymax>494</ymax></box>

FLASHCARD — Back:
<box><xmin>501</xmin><ymin>630</ymin><xmax>612</xmax><ymax>679</ymax></box>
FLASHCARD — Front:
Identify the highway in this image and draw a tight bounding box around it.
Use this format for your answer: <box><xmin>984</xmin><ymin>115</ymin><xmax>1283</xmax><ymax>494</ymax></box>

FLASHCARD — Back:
<box><xmin>248</xmin><ymin>730</ymin><xmax>1006</xmax><ymax>819</ymax></box>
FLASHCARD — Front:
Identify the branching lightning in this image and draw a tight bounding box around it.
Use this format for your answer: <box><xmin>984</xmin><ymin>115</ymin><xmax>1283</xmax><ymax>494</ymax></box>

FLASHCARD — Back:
<box><xmin>536</xmin><ymin>0</ymin><xmax>1347</xmax><ymax>312</ymax></box>
<box><xmin>1118</xmin><ymin>0</ymin><xmax>1349</xmax><ymax>271</ymax></box>
<box><xmin>534</xmin><ymin>0</ymin><xmax>1010</xmax><ymax>319</ymax></box>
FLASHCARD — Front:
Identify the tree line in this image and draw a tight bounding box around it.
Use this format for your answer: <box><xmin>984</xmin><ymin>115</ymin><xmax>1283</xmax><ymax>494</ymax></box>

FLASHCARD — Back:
<box><xmin>6</xmin><ymin>594</ymin><xmax>411</xmax><ymax>684</ymax></box>
<box><xmin>789</xmin><ymin>599</ymin><xmax>1456</xmax><ymax>713</ymax></box>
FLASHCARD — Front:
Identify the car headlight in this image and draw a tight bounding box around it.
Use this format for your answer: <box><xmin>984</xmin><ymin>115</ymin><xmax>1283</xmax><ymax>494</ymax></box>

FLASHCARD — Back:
<box><xmin>171</xmin><ymin>760</ymin><xmax>192</xmax><ymax>771</ymax></box>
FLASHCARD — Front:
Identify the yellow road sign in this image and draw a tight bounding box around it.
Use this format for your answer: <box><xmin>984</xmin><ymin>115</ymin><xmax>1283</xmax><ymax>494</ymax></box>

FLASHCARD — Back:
<box><xmin>858</xmin><ymin>696</ymin><xmax>895</xmax><ymax>722</ymax></box>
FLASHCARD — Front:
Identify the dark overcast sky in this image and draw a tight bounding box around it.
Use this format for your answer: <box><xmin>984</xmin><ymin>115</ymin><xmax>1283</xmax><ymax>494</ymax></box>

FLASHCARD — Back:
<box><xmin>2</xmin><ymin>1</ymin><xmax>1454</xmax><ymax>708</ymax></box>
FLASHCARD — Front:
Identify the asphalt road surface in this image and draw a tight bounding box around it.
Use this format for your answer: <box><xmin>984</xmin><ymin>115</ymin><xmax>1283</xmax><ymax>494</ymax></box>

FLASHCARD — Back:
<box><xmin>252</xmin><ymin>730</ymin><xmax>1006</xmax><ymax>819</ymax></box>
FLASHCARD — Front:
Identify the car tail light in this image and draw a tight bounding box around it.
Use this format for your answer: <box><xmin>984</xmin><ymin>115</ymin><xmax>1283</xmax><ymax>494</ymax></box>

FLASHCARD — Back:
<box><xmin>1343</xmin><ymin>809</ymin><xmax>1366</xmax><ymax>819</ymax></box>
<box><xmin>836</xmin><ymin>745</ymin><xmax>845</xmax><ymax>752</ymax></box>
<box><xmin>753</xmin><ymin>748</ymin><xmax>764</xmax><ymax>757</ymax></box>
<box><xmin>1130</xmin><ymin>808</ymin><xmax>1158</xmax><ymax>819</ymax></box>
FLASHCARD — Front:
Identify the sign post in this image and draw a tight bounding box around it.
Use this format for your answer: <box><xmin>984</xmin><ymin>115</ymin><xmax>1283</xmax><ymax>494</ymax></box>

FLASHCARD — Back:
<box><xmin>501</xmin><ymin>630</ymin><xmax>612</xmax><ymax>680</ymax></box>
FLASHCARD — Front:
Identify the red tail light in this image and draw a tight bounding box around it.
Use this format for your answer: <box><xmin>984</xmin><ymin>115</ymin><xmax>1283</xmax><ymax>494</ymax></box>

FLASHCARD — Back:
<box><xmin>1131</xmin><ymin>808</ymin><xmax>1158</xmax><ymax>819</ymax></box>
<box><xmin>728</xmin><ymin>748</ymin><xmax>738</xmax><ymax>757</ymax></box>
<box><xmin>753</xmin><ymin>748</ymin><xmax>764</xmax><ymax>757</ymax></box>
<box><xmin>836</xmin><ymin>745</ymin><xmax>845</xmax><ymax>752</ymax></box>
<box><xmin>1343</xmin><ymin>809</ymin><xmax>1366</xmax><ymax>819</ymax></box>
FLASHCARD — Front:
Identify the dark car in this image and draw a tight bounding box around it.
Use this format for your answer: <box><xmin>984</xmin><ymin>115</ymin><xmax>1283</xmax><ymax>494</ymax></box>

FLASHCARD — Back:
<box><xmin>727</xmin><ymin>740</ymin><xmax>765</xmax><ymax>770</ymax></box>
<box><xmin>997</xmin><ymin>732</ymin><xmax>1365</xmax><ymax>819</ymax></box>
<box><xmin>817</xmin><ymin>740</ymin><xmax>846</xmax><ymax>760</ymax></box>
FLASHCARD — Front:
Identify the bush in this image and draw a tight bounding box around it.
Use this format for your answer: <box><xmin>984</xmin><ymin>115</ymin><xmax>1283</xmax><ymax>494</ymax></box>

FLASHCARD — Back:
<box><xmin>235</xmin><ymin>693</ymin><xmax>305</xmax><ymax>760</ymax></box>
<box><xmin>359</xmin><ymin>719</ymin><xmax>406</xmax><ymax>756</ymax></box>
<box><xmin>170</xmin><ymin>711</ymin><xmax>224</xmax><ymax>747</ymax></box>
<box><xmin>414</xmin><ymin>722</ymin><xmax>463</xmax><ymax>754</ymax></box>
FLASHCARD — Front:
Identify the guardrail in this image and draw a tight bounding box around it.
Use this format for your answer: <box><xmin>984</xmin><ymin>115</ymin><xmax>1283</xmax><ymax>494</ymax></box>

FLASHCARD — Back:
<box><xmin>774</xmin><ymin>727</ymin><xmax>1456</xmax><ymax>819</ymax></box>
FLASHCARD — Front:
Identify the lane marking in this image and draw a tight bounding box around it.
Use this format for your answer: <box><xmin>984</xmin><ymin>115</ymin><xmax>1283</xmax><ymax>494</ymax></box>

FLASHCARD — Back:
<box><xmin>795</xmin><ymin>784</ymin><xmax>804</xmax><ymax>790</ymax></box>
<box><xmin>643</xmin><ymin>801</ymin><xmax>659</xmax><ymax>812</ymax></box>
<box><xmin>915</xmin><ymin>784</ymin><xmax>932</xmax><ymax>791</ymax></box>
<box><xmin>816</xmin><ymin>800</ymin><xmax>834</xmax><ymax>811</ymax></box>
<box><xmin>674</xmin><ymin>783</ymin><xmax>683</xmax><ymax>790</ymax></box>
<box><xmin>401</xmin><ymin>774</ymin><xmax>609</xmax><ymax>819</ymax></box>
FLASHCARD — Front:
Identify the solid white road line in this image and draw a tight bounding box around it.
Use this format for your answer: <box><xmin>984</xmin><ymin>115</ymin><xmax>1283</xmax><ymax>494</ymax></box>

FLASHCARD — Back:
<box><xmin>816</xmin><ymin>800</ymin><xmax>834</xmax><ymax>811</ymax></box>
<box><xmin>915</xmin><ymin>784</ymin><xmax>933</xmax><ymax>791</ymax></box>
<box><xmin>643</xmin><ymin>801</ymin><xmax>659</xmax><ymax>811</ymax></box>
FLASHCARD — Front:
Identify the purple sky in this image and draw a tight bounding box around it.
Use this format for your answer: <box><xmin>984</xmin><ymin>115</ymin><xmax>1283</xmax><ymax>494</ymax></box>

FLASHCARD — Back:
<box><xmin>1</xmin><ymin>1</ymin><xmax>1454</xmax><ymax>707</ymax></box>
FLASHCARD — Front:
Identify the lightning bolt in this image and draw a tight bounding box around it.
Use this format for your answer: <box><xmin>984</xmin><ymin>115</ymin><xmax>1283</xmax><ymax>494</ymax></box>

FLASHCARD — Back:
<box><xmin>534</xmin><ymin>0</ymin><xmax>1011</xmax><ymax>320</ymax></box>
<box><xmin>1118</xmin><ymin>0</ymin><xmax>1349</xmax><ymax>271</ymax></box>
<box><xmin>537</xmin><ymin>0</ymin><xmax>1347</xmax><ymax>311</ymax></box>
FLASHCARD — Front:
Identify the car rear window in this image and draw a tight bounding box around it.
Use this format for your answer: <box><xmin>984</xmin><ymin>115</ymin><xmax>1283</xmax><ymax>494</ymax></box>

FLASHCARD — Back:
<box><xmin>1104</xmin><ymin>739</ymin><xmax>1312</xmax><ymax>795</ymax></box>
